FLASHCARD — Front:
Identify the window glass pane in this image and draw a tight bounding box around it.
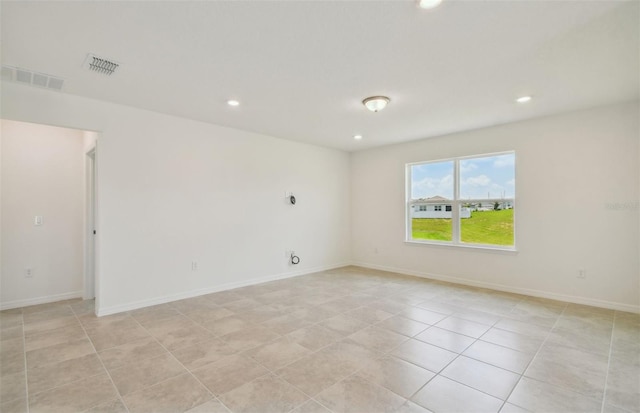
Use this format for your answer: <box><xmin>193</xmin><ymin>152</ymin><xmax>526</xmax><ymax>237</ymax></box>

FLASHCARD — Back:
<box><xmin>459</xmin><ymin>154</ymin><xmax>515</xmax><ymax>200</ymax></box>
<box><xmin>460</xmin><ymin>203</ymin><xmax>514</xmax><ymax>246</ymax></box>
<box><xmin>411</xmin><ymin>161</ymin><xmax>454</xmax><ymax>200</ymax></box>
<box><xmin>410</xmin><ymin>161</ymin><xmax>453</xmax><ymax>241</ymax></box>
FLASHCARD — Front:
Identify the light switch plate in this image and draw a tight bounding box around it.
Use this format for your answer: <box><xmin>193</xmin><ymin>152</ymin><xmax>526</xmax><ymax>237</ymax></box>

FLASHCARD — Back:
<box><xmin>34</xmin><ymin>216</ymin><xmax>43</xmax><ymax>226</ymax></box>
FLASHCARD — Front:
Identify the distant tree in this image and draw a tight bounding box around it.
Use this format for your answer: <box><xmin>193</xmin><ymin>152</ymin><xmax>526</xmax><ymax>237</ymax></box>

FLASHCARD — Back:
<box><xmin>493</xmin><ymin>201</ymin><xmax>500</xmax><ymax>210</ymax></box>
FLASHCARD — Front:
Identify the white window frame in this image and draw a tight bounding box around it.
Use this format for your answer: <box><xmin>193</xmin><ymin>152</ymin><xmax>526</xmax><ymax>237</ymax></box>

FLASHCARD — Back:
<box><xmin>405</xmin><ymin>151</ymin><xmax>516</xmax><ymax>251</ymax></box>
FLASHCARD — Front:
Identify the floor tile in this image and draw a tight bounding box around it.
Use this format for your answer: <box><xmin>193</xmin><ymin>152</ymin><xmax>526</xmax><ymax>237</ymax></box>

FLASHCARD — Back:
<box><xmin>219</xmin><ymin>325</ymin><xmax>280</xmax><ymax>352</ymax></box>
<box><xmin>345</xmin><ymin>306</ymin><xmax>394</xmax><ymax>324</ymax></box>
<box><xmin>245</xmin><ymin>336</ymin><xmax>312</xmax><ymax>370</ymax></box>
<box><xmin>355</xmin><ymin>355</ymin><xmax>435</xmax><ymax>399</ymax></box>
<box><xmin>85</xmin><ymin>319</ymin><xmax>150</xmax><ymax>351</ymax></box>
<box><xmin>24</xmin><ymin>324</ymin><xmax>86</xmax><ymax>352</ymax></box>
<box><xmin>441</xmin><ymin>355</ymin><xmax>520</xmax><ymax>399</ymax></box>
<box><xmin>435</xmin><ymin>316</ymin><xmax>492</xmax><ymax>338</ymax></box>
<box><xmin>85</xmin><ymin>398</ymin><xmax>128</xmax><ymax>413</ymax></box>
<box><xmin>464</xmin><ymin>340</ymin><xmax>533</xmax><ymax>374</ymax></box>
<box><xmin>151</xmin><ymin>322</ymin><xmax>215</xmax><ymax>351</ymax></box>
<box><xmin>261</xmin><ymin>314</ymin><xmax>312</xmax><ymax>335</ymax></box>
<box><xmin>315</xmin><ymin>375</ymin><xmax>406</xmax><ymax>413</ymax></box>
<box><xmin>202</xmin><ymin>315</ymin><xmax>254</xmax><ymax>336</ymax></box>
<box><xmin>27</xmin><ymin>353</ymin><xmax>105</xmax><ymax>395</ymax></box>
<box><xmin>493</xmin><ymin>318</ymin><xmax>551</xmax><ymax>340</ymax></box>
<box><xmin>277</xmin><ymin>351</ymin><xmax>355</xmax><ymax>397</ymax></box>
<box><xmin>412</xmin><ymin>375</ymin><xmax>503</xmax><ymax>413</ymax></box>
<box><xmin>98</xmin><ymin>336</ymin><xmax>167</xmax><ymax>371</ymax></box>
<box><xmin>415</xmin><ymin>326</ymin><xmax>475</xmax><ymax>353</ymax></box>
<box><xmin>499</xmin><ymin>403</ymin><xmax>530</xmax><ymax>413</ymax></box>
<box><xmin>28</xmin><ymin>373</ymin><xmax>118</xmax><ymax>413</ymax></box>
<box><xmin>347</xmin><ymin>326</ymin><xmax>408</xmax><ymax>353</ymax></box>
<box><xmin>171</xmin><ymin>337</ymin><xmax>238</xmax><ymax>371</ymax></box>
<box><xmin>129</xmin><ymin>304</ymin><xmax>182</xmax><ymax>326</ymax></box>
<box><xmin>290</xmin><ymin>399</ymin><xmax>332</xmax><ymax>413</ymax></box>
<box><xmin>391</xmin><ymin>339</ymin><xmax>457</xmax><ymax>373</ymax></box>
<box><xmin>184</xmin><ymin>399</ymin><xmax>230</xmax><ymax>413</ymax></box>
<box><xmin>218</xmin><ymin>373</ymin><xmax>308</xmax><ymax>413</ymax></box>
<box><xmin>0</xmin><ymin>397</ymin><xmax>28</xmax><ymax>413</ymax></box>
<box><xmin>400</xmin><ymin>308</ymin><xmax>448</xmax><ymax>325</ymax></box>
<box><xmin>286</xmin><ymin>325</ymin><xmax>343</xmax><ymax>351</ymax></box>
<box><xmin>0</xmin><ymin>326</ymin><xmax>24</xmax><ymax>342</ymax></box>
<box><xmin>2</xmin><ymin>268</ymin><xmax>638</xmax><ymax>413</ymax></box>
<box><xmin>1</xmin><ymin>370</ymin><xmax>26</xmax><ymax>403</ymax></box>
<box><xmin>26</xmin><ymin>338</ymin><xmax>95</xmax><ymax>369</ymax></box>
<box><xmin>507</xmin><ymin>377</ymin><xmax>602</xmax><ymax>413</ymax></box>
<box><xmin>376</xmin><ymin>315</ymin><xmax>429</xmax><ymax>337</ymax></box>
<box><xmin>319</xmin><ymin>314</ymin><xmax>369</xmax><ymax>337</ymax></box>
<box><xmin>109</xmin><ymin>352</ymin><xmax>187</xmax><ymax>396</ymax></box>
<box><xmin>524</xmin><ymin>342</ymin><xmax>608</xmax><ymax>398</ymax></box>
<box><xmin>23</xmin><ymin>316</ymin><xmax>79</xmax><ymax>337</ymax></box>
<box><xmin>604</xmin><ymin>359</ymin><xmax>640</xmax><ymax>412</ymax></box>
<box><xmin>193</xmin><ymin>354</ymin><xmax>269</xmax><ymax>396</ymax></box>
<box><xmin>123</xmin><ymin>373</ymin><xmax>212</xmax><ymax>413</ymax></box>
<box><xmin>479</xmin><ymin>327</ymin><xmax>543</xmax><ymax>354</ymax></box>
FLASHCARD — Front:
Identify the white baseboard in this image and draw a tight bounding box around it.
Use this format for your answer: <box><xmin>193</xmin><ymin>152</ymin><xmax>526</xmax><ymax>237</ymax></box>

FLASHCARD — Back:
<box><xmin>0</xmin><ymin>291</ymin><xmax>84</xmax><ymax>311</ymax></box>
<box><xmin>352</xmin><ymin>261</ymin><xmax>640</xmax><ymax>314</ymax></box>
<box><xmin>96</xmin><ymin>262</ymin><xmax>350</xmax><ymax>316</ymax></box>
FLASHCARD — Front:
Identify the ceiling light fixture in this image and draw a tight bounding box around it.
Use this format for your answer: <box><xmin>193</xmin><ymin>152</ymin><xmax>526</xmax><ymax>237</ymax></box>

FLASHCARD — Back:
<box><xmin>516</xmin><ymin>96</ymin><xmax>532</xmax><ymax>103</ymax></box>
<box><xmin>227</xmin><ymin>100</ymin><xmax>240</xmax><ymax>106</ymax></box>
<box><xmin>417</xmin><ymin>0</ymin><xmax>443</xmax><ymax>10</ymax></box>
<box><xmin>353</xmin><ymin>135</ymin><xmax>363</xmax><ymax>140</ymax></box>
<box><xmin>362</xmin><ymin>96</ymin><xmax>390</xmax><ymax>112</ymax></box>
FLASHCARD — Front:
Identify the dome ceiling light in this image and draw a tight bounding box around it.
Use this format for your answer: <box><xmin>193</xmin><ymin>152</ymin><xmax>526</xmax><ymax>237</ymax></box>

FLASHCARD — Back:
<box><xmin>362</xmin><ymin>96</ymin><xmax>390</xmax><ymax>112</ymax></box>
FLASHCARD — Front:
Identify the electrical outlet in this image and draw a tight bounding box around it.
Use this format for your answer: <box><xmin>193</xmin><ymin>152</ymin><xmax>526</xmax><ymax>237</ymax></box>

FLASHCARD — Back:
<box><xmin>25</xmin><ymin>268</ymin><xmax>33</xmax><ymax>278</ymax></box>
<box><xmin>577</xmin><ymin>269</ymin><xmax>586</xmax><ymax>279</ymax></box>
<box><xmin>191</xmin><ymin>261</ymin><xmax>198</xmax><ymax>271</ymax></box>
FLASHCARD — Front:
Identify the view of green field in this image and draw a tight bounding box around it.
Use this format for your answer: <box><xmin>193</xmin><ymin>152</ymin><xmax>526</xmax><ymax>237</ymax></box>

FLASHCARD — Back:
<box><xmin>411</xmin><ymin>209</ymin><xmax>514</xmax><ymax>246</ymax></box>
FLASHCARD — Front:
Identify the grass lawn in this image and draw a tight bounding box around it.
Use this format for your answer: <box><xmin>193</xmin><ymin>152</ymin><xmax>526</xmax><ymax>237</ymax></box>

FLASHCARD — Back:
<box><xmin>412</xmin><ymin>209</ymin><xmax>514</xmax><ymax>246</ymax></box>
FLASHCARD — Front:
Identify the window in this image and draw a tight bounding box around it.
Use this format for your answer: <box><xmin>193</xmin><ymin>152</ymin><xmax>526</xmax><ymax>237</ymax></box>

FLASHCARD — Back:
<box><xmin>418</xmin><ymin>205</ymin><xmax>427</xmax><ymax>211</ymax></box>
<box><xmin>407</xmin><ymin>152</ymin><xmax>515</xmax><ymax>249</ymax></box>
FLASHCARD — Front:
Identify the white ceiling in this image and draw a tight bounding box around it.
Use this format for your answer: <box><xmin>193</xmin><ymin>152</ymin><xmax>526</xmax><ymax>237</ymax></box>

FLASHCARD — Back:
<box><xmin>1</xmin><ymin>0</ymin><xmax>638</xmax><ymax>152</ymax></box>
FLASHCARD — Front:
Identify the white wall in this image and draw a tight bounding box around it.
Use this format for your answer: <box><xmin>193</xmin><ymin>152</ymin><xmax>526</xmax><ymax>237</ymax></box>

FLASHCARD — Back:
<box><xmin>1</xmin><ymin>82</ymin><xmax>351</xmax><ymax>315</ymax></box>
<box><xmin>352</xmin><ymin>102</ymin><xmax>639</xmax><ymax>312</ymax></box>
<box><xmin>1</xmin><ymin>120</ymin><xmax>85</xmax><ymax>307</ymax></box>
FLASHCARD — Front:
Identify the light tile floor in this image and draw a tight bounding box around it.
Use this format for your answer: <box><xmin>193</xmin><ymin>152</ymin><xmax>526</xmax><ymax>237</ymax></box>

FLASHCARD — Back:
<box><xmin>1</xmin><ymin>266</ymin><xmax>638</xmax><ymax>413</ymax></box>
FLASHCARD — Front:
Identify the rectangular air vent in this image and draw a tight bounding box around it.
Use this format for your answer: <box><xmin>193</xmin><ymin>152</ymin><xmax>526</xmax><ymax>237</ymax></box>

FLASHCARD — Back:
<box><xmin>84</xmin><ymin>54</ymin><xmax>119</xmax><ymax>76</ymax></box>
<box><xmin>1</xmin><ymin>65</ymin><xmax>65</xmax><ymax>91</ymax></box>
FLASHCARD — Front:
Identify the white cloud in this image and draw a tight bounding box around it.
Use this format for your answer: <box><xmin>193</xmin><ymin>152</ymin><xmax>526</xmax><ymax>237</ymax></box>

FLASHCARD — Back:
<box><xmin>412</xmin><ymin>174</ymin><xmax>453</xmax><ymax>198</ymax></box>
<box><xmin>460</xmin><ymin>162</ymin><xmax>478</xmax><ymax>173</ymax></box>
<box><xmin>463</xmin><ymin>174</ymin><xmax>491</xmax><ymax>187</ymax></box>
<box><xmin>506</xmin><ymin>179</ymin><xmax>515</xmax><ymax>186</ymax></box>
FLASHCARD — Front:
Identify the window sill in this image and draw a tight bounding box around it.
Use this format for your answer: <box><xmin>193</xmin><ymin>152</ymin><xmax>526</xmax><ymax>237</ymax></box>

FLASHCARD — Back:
<box><xmin>404</xmin><ymin>240</ymin><xmax>518</xmax><ymax>255</ymax></box>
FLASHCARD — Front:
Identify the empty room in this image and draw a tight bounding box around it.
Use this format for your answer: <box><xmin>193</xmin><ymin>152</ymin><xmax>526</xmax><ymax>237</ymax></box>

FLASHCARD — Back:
<box><xmin>0</xmin><ymin>1</ymin><xmax>638</xmax><ymax>413</ymax></box>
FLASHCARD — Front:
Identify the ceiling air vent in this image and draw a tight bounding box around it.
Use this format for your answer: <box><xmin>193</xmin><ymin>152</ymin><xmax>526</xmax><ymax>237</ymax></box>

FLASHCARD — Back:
<box><xmin>84</xmin><ymin>54</ymin><xmax>119</xmax><ymax>76</ymax></box>
<box><xmin>1</xmin><ymin>65</ymin><xmax>65</xmax><ymax>91</ymax></box>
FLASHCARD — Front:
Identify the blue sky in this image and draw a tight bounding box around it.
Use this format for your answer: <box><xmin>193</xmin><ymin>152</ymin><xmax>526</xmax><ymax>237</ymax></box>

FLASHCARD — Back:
<box><xmin>411</xmin><ymin>153</ymin><xmax>515</xmax><ymax>200</ymax></box>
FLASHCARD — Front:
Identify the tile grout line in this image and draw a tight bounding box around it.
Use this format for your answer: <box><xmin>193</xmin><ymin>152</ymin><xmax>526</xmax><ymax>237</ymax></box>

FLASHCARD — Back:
<box><xmin>600</xmin><ymin>310</ymin><xmax>617</xmax><ymax>413</ymax></box>
<box><xmin>402</xmin><ymin>313</ymin><xmax>506</xmax><ymax>408</ymax></box>
<box><xmin>71</xmin><ymin>303</ymin><xmax>132</xmax><ymax>413</ymax></box>
<box><xmin>127</xmin><ymin>312</ymin><xmax>234</xmax><ymax>413</ymax></box>
<box><xmin>497</xmin><ymin>301</ymin><xmax>569</xmax><ymax>412</ymax></box>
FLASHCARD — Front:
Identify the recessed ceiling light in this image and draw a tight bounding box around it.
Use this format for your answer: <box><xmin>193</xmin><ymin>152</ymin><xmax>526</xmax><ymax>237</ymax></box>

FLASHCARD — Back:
<box><xmin>417</xmin><ymin>0</ymin><xmax>443</xmax><ymax>10</ymax></box>
<box><xmin>516</xmin><ymin>96</ymin><xmax>532</xmax><ymax>103</ymax></box>
<box><xmin>362</xmin><ymin>96</ymin><xmax>390</xmax><ymax>112</ymax></box>
<box><xmin>353</xmin><ymin>135</ymin><xmax>363</xmax><ymax>140</ymax></box>
<box><xmin>227</xmin><ymin>100</ymin><xmax>240</xmax><ymax>106</ymax></box>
